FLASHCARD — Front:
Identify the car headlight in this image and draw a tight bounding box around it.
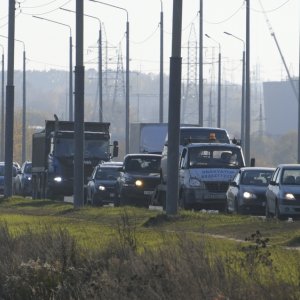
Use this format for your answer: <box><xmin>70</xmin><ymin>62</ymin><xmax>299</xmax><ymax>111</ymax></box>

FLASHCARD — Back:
<box><xmin>243</xmin><ymin>191</ymin><xmax>257</xmax><ymax>199</ymax></box>
<box><xmin>135</xmin><ymin>180</ymin><xmax>143</xmax><ymax>187</ymax></box>
<box><xmin>98</xmin><ymin>185</ymin><xmax>106</xmax><ymax>191</ymax></box>
<box><xmin>189</xmin><ymin>177</ymin><xmax>205</xmax><ymax>188</ymax></box>
<box><xmin>27</xmin><ymin>176</ymin><xmax>32</xmax><ymax>181</ymax></box>
<box><xmin>285</xmin><ymin>193</ymin><xmax>295</xmax><ymax>200</ymax></box>
<box><xmin>54</xmin><ymin>176</ymin><xmax>62</xmax><ymax>182</ymax></box>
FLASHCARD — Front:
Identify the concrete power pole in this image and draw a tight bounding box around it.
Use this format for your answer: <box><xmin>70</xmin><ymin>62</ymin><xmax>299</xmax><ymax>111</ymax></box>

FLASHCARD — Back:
<box><xmin>166</xmin><ymin>0</ymin><xmax>182</xmax><ymax>215</ymax></box>
<box><xmin>4</xmin><ymin>0</ymin><xmax>15</xmax><ymax>198</ymax></box>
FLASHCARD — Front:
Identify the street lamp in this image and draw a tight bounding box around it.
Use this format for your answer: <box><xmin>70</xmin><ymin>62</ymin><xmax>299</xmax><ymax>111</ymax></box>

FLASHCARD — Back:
<box><xmin>60</xmin><ymin>7</ymin><xmax>103</xmax><ymax>122</ymax></box>
<box><xmin>89</xmin><ymin>0</ymin><xmax>130</xmax><ymax>154</ymax></box>
<box><xmin>159</xmin><ymin>0</ymin><xmax>164</xmax><ymax>123</ymax></box>
<box><xmin>33</xmin><ymin>15</ymin><xmax>73</xmax><ymax>121</ymax></box>
<box><xmin>0</xmin><ymin>35</ymin><xmax>26</xmax><ymax>163</ymax></box>
<box><xmin>224</xmin><ymin>31</ymin><xmax>245</xmax><ymax>149</ymax></box>
<box><xmin>0</xmin><ymin>44</ymin><xmax>4</xmax><ymax>161</ymax></box>
<box><xmin>205</xmin><ymin>34</ymin><xmax>221</xmax><ymax>128</ymax></box>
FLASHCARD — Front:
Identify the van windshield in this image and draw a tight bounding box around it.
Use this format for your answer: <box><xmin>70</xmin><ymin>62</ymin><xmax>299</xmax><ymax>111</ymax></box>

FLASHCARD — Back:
<box><xmin>188</xmin><ymin>146</ymin><xmax>244</xmax><ymax>168</ymax></box>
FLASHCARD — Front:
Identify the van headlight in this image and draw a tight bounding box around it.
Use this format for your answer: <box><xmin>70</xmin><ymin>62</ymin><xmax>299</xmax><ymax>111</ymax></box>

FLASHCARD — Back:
<box><xmin>189</xmin><ymin>178</ymin><xmax>205</xmax><ymax>188</ymax></box>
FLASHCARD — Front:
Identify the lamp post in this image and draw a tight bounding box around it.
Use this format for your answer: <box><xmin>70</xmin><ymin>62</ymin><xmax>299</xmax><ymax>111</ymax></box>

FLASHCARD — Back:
<box><xmin>4</xmin><ymin>0</ymin><xmax>15</xmax><ymax>198</ymax></box>
<box><xmin>60</xmin><ymin>7</ymin><xmax>103</xmax><ymax>122</ymax></box>
<box><xmin>199</xmin><ymin>0</ymin><xmax>203</xmax><ymax>126</ymax></box>
<box><xmin>89</xmin><ymin>0</ymin><xmax>130</xmax><ymax>154</ymax></box>
<box><xmin>205</xmin><ymin>34</ymin><xmax>221</xmax><ymax>128</ymax></box>
<box><xmin>33</xmin><ymin>16</ymin><xmax>73</xmax><ymax>121</ymax></box>
<box><xmin>0</xmin><ymin>36</ymin><xmax>26</xmax><ymax>163</ymax></box>
<box><xmin>224</xmin><ymin>31</ymin><xmax>245</xmax><ymax>149</ymax></box>
<box><xmin>159</xmin><ymin>0</ymin><xmax>164</xmax><ymax>123</ymax></box>
<box><xmin>0</xmin><ymin>44</ymin><xmax>4</xmax><ymax>161</ymax></box>
<box><xmin>18</xmin><ymin>39</ymin><xmax>26</xmax><ymax>163</ymax></box>
<box><xmin>245</xmin><ymin>0</ymin><xmax>251</xmax><ymax>166</ymax></box>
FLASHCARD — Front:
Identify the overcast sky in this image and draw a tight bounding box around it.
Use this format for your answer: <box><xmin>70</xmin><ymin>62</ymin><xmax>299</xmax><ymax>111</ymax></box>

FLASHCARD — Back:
<box><xmin>0</xmin><ymin>0</ymin><xmax>299</xmax><ymax>82</ymax></box>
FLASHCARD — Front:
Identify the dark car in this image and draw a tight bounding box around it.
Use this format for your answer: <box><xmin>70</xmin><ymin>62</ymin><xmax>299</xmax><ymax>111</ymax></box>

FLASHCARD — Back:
<box><xmin>226</xmin><ymin>167</ymin><xmax>275</xmax><ymax>214</ymax></box>
<box><xmin>266</xmin><ymin>164</ymin><xmax>300</xmax><ymax>220</ymax></box>
<box><xmin>0</xmin><ymin>162</ymin><xmax>18</xmax><ymax>195</ymax></box>
<box><xmin>13</xmin><ymin>161</ymin><xmax>32</xmax><ymax>196</ymax></box>
<box><xmin>115</xmin><ymin>154</ymin><xmax>161</xmax><ymax>207</ymax></box>
<box><xmin>86</xmin><ymin>161</ymin><xmax>123</xmax><ymax>206</ymax></box>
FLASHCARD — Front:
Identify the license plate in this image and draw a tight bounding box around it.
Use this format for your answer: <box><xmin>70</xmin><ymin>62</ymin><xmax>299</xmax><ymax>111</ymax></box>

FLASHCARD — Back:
<box><xmin>110</xmin><ymin>193</ymin><xmax>115</xmax><ymax>197</ymax></box>
<box><xmin>144</xmin><ymin>191</ymin><xmax>153</xmax><ymax>195</ymax></box>
<box><xmin>205</xmin><ymin>194</ymin><xmax>225</xmax><ymax>199</ymax></box>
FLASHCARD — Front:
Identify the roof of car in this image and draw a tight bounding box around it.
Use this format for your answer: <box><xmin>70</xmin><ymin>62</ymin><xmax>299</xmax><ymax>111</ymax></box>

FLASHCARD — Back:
<box><xmin>277</xmin><ymin>164</ymin><xmax>300</xmax><ymax>168</ymax></box>
<box><xmin>240</xmin><ymin>167</ymin><xmax>275</xmax><ymax>171</ymax></box>
<box><xmin>124</xmin><ymin>153</ymin><xmax>162</xmax><ymax>159</ymax></box>
<box><xmin>185</xmin><ymin>143</ymin><xmax>241</xmax><ymax>149</ymax></box>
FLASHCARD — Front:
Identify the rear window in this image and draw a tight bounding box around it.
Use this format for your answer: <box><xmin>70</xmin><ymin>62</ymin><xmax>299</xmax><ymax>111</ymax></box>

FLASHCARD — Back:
<box><xmin>180</xmin><ymin>128</ymin><xmax>230</xmax><ymax>145</ymax></box>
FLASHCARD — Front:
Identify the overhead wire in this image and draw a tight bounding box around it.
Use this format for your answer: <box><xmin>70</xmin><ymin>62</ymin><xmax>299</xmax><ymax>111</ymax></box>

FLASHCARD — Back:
<box><xmin>251</xmin><ymin>0</ymin><xmax>291</xmax><ymax>13</ymax></box>
<box><xmin>204</xmin><ymin>1</ymin><xmax>245</xmax><ymax>25</ymax></box>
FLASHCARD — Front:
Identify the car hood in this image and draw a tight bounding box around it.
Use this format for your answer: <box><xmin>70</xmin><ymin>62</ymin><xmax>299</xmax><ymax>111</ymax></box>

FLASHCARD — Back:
<box><xmin>279</xmin><ymin>185</ymin><xmax>300</xmax><ymax>194</ymax></box>
<box><xmin>240</xmin><ymin>185</ymin><xmax>268</xmax><ymax>194</ymax></box>
<box><xmin>125</xmin><ymin>172</ymin><xmax>160</xmax><ymax>179</ymax></box>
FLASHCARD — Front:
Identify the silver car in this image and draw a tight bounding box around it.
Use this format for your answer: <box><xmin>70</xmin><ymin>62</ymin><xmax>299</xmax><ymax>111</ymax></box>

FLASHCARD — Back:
<box><xmin>266</xmin><ymin>164</ymin><xmax>300</xmax><ymax>220</ymax></box>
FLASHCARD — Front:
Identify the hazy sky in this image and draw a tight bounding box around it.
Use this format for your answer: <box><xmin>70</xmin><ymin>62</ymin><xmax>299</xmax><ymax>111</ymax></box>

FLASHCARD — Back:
<box><xmin>0</xmin><ymin>0</ymin><xmax>299</xmax><ymax>82</ymax></box>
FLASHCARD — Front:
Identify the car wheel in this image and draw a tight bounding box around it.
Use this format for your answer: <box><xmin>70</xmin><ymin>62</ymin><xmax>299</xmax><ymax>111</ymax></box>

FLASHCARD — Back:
<box><xmin>180</xmin><ymin>191</ymin><xmax>192</xmax><ymax>210</ymax></box>
<box><xmin>265</xmin><ymin>201</ymin><xmax>272</xmax><ymax>219</ymax></box>
<box><xmin>92</xmin><ymin>193</ymin><xmax>102</xmax><ymax>206</ymax></box>
<box><xmin>275</xmin><ymin>201</ymin><xmax>286</xmax><ymax>221</ymax></box>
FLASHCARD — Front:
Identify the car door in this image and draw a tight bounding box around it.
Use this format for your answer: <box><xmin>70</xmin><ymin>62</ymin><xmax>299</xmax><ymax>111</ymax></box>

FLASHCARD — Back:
<box><xmin>266</xmin><ymin>167</ymin><xmax>280</xmax><ymax>213</ymax></box>
<box><xmin>227</xmin><ymin>171</ymin><xmax>240</xmax><ymax>211</ymax></box>
<box><xmin>179</xmin><ymin>148</ymin><xmax>188</xmax><ymax>188</ymax></box>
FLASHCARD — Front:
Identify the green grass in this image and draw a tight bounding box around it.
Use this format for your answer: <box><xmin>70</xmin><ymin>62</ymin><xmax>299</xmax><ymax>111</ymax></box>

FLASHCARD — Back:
<box><xmin>1</xmin><ymin>197</ymin><xmax>300</xmax><ymax>299</ymax></box>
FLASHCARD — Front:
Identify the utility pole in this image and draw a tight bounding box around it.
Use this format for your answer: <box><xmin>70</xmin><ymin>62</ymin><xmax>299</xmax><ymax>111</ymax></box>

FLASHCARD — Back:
<box><xmin>159</xmin><ymin>0</ymin><xmax>164</xmax><ymax>123</ymax></box>
<box><xmin>74</xmin><ymin>0</ymin><xmax>85</xmax><ymax>207</ymax></box>
<box><xmin>245</xmin><ymin>0</ymin><xmax>251</xmax><ymax>166</ymax></box>
<box><xmin>166</xmin><ymin>0</ymin><xmax>182</xmax><ymax>215</ymax></box>
<box><xmin>4</xmin><ymin>0</ymin><xmax>15</xmax><ymax>198</ymax></box>
<box><xmin>198</xmin><ymin>0</ymin><xmax>203</xmax><ymax>126</ymax></box>
<box><xmin>0</xmin><ymin>44</ymin><xmax>4</xmax><ymax>161</ymax></box>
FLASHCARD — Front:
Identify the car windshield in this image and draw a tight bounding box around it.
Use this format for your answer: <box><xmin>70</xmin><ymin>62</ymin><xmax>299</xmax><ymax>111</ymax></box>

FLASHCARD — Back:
<box><xmin>281</xmin><ymin>169</ymin><xmax>300</xmax><ymax>185</ymax></box>
<box><xmin>0</xmin><ymin>165</ymin><xmax>17</xmax><ymax>177</ymax></box>
<box><xmin>24</xmin><ymin>164</ymin><xmax>32</xmax><ymax>173</ymax></box>
<box><xmin>125</xmin><ymin>156</ymin><xmax>161</xmax><ymax>173</ymax></box>
<box><xmin>241</xmin><ymin>170</ymin><xmax>273</xmax><ymax>185</ymax></box>
<box><xmin>95</xmin><ymin>168</ymin><xmax>120</xmax><ymax>180</ymax></box>
<box><xmin>188</xmin><ymin>147</ymin><xmax>244</xmax><ymax>168</ymax></box>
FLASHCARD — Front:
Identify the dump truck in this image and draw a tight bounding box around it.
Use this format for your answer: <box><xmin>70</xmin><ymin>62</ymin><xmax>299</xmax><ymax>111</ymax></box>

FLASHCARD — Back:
<box><xmin>31</xmin><ymin>117</ymin><xmax>118</xmax><ymax>200</ymax></box>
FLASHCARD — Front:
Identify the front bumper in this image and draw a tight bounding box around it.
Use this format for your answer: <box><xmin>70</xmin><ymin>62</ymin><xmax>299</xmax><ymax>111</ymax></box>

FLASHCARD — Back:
<box><xmin>183</xmin><ymin>187</ymin><xmax>226</xmax><ymax>205</ymax></box>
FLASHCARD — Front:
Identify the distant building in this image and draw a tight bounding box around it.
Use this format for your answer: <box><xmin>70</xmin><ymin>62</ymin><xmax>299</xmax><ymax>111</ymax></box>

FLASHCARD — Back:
<box><xmin>263</xmin><ymin>79</ymin><xmax>298</xmax><ymax>136</ymax></box>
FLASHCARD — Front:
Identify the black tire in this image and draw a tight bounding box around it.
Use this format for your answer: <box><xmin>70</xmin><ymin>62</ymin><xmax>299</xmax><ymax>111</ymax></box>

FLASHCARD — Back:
<box><xmin>92</xmin><ymin>193</ymin><xmax>102</xmax><ymax>206</ymax></box>
<box><xmin>180</xmin><ymin>191</ymin><xmax>192</xmax><ymax>210</ymax></box>
<box><xmin>275</xmin><ymin>201</ymin><xmax>286</xmax><ymax>220</ymax></box>
<box><xmin>265</xmin><ymin>201</ymin><xmax>272</xmax><ymax>219</ymax></box>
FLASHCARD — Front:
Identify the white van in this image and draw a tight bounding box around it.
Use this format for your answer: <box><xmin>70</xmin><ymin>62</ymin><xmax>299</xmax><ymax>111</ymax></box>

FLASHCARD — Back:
<box><xmin>160</xmin><ymin>126</ymin><xmax>231</xmax><ymax>184</ymax></box>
